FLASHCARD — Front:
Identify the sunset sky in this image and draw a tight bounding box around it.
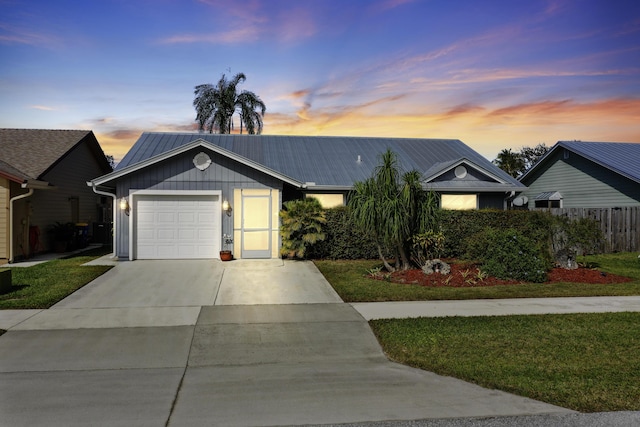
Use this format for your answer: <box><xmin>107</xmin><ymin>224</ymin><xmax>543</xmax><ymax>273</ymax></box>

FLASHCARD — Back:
<box><xmin>1</xmin><ymin>0</ymin><xmax>639</xmax><ymax>163</ymax></box>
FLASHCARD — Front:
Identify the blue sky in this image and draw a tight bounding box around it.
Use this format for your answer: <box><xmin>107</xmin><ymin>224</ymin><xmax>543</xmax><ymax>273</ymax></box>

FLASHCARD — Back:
<box><xmin>1</xmin><ymin>0</ymin><xmax>639</xmax><ymax>162</ymax></box>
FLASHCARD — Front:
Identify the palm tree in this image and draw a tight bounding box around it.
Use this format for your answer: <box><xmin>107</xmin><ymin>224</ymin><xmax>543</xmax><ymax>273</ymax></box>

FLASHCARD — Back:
<box><xmin>193</xmin><ymin>72</ymin><xmax>266</xmax><ymax>134</ymax></box>
<box><xmin>493</xmin><ymin>148</ymin><xmax>525</xmax><ymax>178</ymax></box>
<box><xmin>348</xmin><ymin>149</ymin><xmax>440</xmax><ymax>271</ymax></box>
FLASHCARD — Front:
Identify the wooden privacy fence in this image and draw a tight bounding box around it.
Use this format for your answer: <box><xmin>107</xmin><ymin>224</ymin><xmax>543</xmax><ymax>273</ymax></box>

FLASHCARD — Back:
<box><xmin>543</xmin><ymin>207</ymin><xmax>640</xmax><ymax>253</ymax></box>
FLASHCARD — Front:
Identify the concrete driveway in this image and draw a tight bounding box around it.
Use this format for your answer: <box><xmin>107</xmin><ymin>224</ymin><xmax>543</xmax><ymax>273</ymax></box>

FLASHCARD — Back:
<box><xmin>0</xmin><ymin>259</ymin><xmax>571</xmax><ymax>426</ymax></box>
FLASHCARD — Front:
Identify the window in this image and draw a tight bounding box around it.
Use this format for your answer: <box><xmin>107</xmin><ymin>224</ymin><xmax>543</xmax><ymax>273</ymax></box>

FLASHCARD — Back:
<box><xmin>534</xmin><ymin>191</ymin><xmax>562</xmax><ymax>209</ymax></box>
<box><xmin>305</xmin><ymin>193</ymin><xmax>344</xmax><ymax>208</ymax></box>
<box><xmin>441</xmin><ymin>194</ymin><xmax>477</xmax><ymax>210</ymax></box>
<box><xmin>535</xmin><ymin>199</ymin><xmax>562</xmax><ymax>208</ymax></box>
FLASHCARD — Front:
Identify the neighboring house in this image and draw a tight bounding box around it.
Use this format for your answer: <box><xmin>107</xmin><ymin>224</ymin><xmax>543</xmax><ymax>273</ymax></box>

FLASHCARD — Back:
<box><xmin>518</xmin><ymin>141</ymin><xmax>640</xmax><ymax>209</ymax></box>
<box><xmin>0</xmin><ymin>129</ymin><xmax>112</xmax><ymax>263</ymax></box>
<box><xmin>89</xmin><ymin>132</ymin><xmax>524</xmax><ymax>261</ymax></box>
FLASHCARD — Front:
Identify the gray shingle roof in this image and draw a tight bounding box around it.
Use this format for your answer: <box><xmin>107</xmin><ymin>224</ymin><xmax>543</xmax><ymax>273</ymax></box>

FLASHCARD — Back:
<box><xmin>0</xmin><ymin>129</ymin><xmax>94</xmax><ymax>180</ymax></box>
<box><xmin>116</xmin><ymin>133</ymin><xmax>523</xmax><ymax>189</ymax></box>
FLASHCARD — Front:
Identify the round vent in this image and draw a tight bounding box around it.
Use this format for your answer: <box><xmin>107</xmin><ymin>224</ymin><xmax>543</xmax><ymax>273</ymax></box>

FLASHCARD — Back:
<box><xmin>454</xmin><ymin>165</ymin><xmax>467</xmax><ymax>179</ymax></box>
<box><xmin>193</xmin><ymin>152</ymin><xmax>211</xmax><ymax>171</ymax></box>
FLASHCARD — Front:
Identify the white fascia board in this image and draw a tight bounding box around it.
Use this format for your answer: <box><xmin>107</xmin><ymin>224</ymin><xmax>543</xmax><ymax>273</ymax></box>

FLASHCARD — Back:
<box><xmin>90</xmin><ymin>139</ymin><xmax>304</xmax><ymax>188</ymax></box>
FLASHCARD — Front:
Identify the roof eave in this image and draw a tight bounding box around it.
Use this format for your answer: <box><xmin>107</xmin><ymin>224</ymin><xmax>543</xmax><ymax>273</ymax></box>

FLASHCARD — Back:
<box><xmin>90</xmin><ymin>138</ymin><xmax>304</xmax><ymax>188</ymax></box>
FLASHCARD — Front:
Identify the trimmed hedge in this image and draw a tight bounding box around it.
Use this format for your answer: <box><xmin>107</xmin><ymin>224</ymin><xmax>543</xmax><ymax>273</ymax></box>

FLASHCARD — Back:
<box><xmin>308</xmin><ymin>206</ymin><xmax>381</xmax><ymax>260</ymax></box>
<box><xmin>307</xmin><ymin>207</ymin><xmax>601</xmax><ymax>265</ymax></box>
<box><xmin>440</xmin><ymin>209</ymin><xmax>553</xmax><ymax>258</ymax></box>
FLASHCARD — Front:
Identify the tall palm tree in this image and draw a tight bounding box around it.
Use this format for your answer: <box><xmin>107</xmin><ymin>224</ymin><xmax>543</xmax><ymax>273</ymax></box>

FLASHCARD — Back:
<box><xmin>493</xmin><ymin>148</ymin><xmax>525</xmax><ymax>178</ymax></box>
<box><xmin>348</xmin><ymin>149</ymin><xmax>440</xmax><ymax>271</ymax></box>
<box><xmin>193</xmin><ymin>72</ymin><xmax>266</xmax><ymax>134</ymax></box>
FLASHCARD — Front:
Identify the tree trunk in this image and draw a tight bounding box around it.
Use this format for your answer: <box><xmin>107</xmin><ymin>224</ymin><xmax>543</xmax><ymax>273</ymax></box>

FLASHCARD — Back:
<box><xmin>377</xmin><ymin>245</ymin><xmax>395</xmax><ymax>272</ymax></box>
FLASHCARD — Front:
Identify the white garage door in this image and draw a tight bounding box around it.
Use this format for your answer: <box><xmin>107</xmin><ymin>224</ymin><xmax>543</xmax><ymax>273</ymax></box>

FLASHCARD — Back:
<box><xmin>135</xmin><ymin>194</ymin><xmax>220</xmax><ymax>259</ymax></box>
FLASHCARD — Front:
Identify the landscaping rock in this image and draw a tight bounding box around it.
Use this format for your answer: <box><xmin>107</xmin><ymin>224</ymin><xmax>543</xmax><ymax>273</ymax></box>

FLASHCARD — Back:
<box><xmin>555</xmin><ymin>248</ymin><xmax>578</xmax><ymax>270</ymax></box>
<box><xmin>422</xmin><ymin>259</ymin><xmax>451</xmax><ymax>275</ymax></box>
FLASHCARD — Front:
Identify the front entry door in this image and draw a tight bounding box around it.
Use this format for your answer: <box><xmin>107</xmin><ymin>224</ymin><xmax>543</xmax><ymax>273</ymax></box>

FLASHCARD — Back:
<box><xmin>241</xmin><ymin>192</ymin><xmax>272</xmax><ymax>259</ymax></box>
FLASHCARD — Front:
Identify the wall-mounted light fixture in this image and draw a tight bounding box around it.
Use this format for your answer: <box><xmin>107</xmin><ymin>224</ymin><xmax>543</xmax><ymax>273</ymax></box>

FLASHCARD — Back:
<box><xmin>222</xmin><ymin>200</ymin><xmax>232</xmax><ymax>216</ymax></box>
<box><xmin>119</xmin><ymin>197</ymin><xmax>130</xmax><ymax>216</ymax></box>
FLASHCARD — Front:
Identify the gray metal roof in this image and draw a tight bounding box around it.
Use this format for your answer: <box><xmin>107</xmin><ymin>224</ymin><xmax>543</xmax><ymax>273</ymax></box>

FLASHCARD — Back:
<box><xmin>559</xmin><ymin>141</ymin><xmax>640</xmax><ymax>183</ymax></box>
<box><xmin>116</xmin><ymin>133</ymin><xmax>524</xmax><ymax>189</ymax></box>
<box><xmin>535</xmin><ymin>191</ymin><xmax>562</xmax><ymax>200</ymax></box>
<box><xmin>520</xmin><ymin>140</ymin><xmax>640</xmax><ymax>184</ymax></box>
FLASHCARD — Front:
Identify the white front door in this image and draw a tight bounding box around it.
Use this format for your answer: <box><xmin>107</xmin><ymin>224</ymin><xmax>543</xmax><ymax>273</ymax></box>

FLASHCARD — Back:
<box><xmin>135</xmin><ymin>193</ymin><xmax>220</xmax><ymax>259</ymax></box>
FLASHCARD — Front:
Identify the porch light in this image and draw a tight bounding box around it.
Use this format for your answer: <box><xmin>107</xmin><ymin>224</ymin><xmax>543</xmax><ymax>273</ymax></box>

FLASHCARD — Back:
<box><xmin>222</xmin><ymin>200</ymin><xmax>232</xmax><ymax>216</ymax></box>
<box><xmin>120</xmin><ymin>197</ymin><xmax>130</xmax><ymax>216</ymax></box>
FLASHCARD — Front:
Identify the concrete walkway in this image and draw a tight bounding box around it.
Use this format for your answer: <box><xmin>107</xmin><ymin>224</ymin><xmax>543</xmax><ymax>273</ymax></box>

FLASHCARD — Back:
<box><xmin>352</xmin><ymin>295</ymin><xmax>640</xmax><ymax>320</ymax></box>
<box><xmin>0</xmin><ymin>258</ymin><xmax>629</xmax><ymax>426</ymax></box>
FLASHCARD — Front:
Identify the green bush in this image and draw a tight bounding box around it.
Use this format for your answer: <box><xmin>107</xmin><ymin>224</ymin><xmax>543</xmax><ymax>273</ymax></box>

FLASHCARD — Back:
<box><xmin>440</xmin><ymin>210</ymin><xmax>553</xmax><ymax>258</ymax></box>
<box><xmin>279</xmin><ymin>198</ymin><xmax>326</xmax><ymax>259</ymax></box>
<box><xmin>467</xmin><ymin>228</ymin><xmax>550</xmax><ymax>282</ymax></box>
<box><xmin>308</xmin><ymin>206</ymin><xmax>382</xmax><ymax>259</ymax></box>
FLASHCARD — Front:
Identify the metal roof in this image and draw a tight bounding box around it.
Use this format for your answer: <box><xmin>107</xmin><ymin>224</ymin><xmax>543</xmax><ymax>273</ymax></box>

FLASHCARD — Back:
<box><xmin>520</xmin><ymin>141</ymin><xmax>640</xmax><ymax>184</ymax></box>
<box><xmin>535</xmin><ymin>191</ymin><xmax>562</xmax><ymax>200</ymax></box>
<box><xmin>115</xmin><ymin>133</ymin><xmax>524</xmax><ymax>190</ymax></box>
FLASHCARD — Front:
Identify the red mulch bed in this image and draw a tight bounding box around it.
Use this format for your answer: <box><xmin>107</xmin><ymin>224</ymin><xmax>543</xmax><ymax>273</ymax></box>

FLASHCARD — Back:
<box><xmin>370</xmin><ymin>261</ymin><xmax>632</xmax><ymax>288</ymax></box>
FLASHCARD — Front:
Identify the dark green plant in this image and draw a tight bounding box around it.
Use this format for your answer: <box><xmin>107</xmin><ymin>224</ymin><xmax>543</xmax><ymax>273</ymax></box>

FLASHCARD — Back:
<box><xmin>410</xmin><ymin>230</ymin><xmax>445</xmax><ymax>266</ymax></box>
<box><xmin>308</xmin><ymin>206</ymin><xmax>382</xmax><ymax>259</ymax></box>
<box><xmin>467</xmin><ymin>228</ymin><xmax>549</xmax><ymax>282</ymax></box>
<box><xmin>348</xmin><ymin>149</ymin><xmax>440</xmax><ymax>271</ymax></box>
<box><xmin>279</xmin><ymin>198</ymin><xmax>326</xmax><ymax>259</ymax></box>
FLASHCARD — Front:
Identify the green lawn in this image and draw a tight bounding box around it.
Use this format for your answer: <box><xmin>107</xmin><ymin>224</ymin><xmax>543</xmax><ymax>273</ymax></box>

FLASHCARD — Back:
<box><xmin>314</xmin><ymin>252</ymin><xmax>640</xmax><ymax>302</ymax></box>
<box><xmin>0</xmin><ymin>248</ymin><xmax>113</xmax><ymax>309</ymax></box>
<box><xmin>370</xmin><ymin>312</ymin><xmax>640</xmax><ymax>412</ymax></box>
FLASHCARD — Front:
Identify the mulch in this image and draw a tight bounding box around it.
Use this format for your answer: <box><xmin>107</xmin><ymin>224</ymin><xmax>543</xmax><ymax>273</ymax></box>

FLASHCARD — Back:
<box><xmin>370</xmin><ymin>260</ymin><xmax>632</xmax><ymax>288</ymax></box>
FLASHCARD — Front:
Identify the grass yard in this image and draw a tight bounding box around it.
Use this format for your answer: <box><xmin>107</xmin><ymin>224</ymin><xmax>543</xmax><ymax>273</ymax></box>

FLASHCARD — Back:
<box><xmin>0</xmin><ymin>248</ymin><xmax>113</xmax><ymax>309</ymax></box>
<box><xmin>314</xmin><ymin>253</ymin><xmax>640</xmax><ymax>302</ymax></box>
<box><xmin>370</xmin><ymin>312</ymin><xmax>640</xmax><ymax>412</ymax></box>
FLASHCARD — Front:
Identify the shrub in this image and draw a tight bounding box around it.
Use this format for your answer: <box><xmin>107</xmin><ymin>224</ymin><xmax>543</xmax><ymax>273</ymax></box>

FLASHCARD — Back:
<box><xmin>467</xmin><ymin>228</ymin><xmax>549</xmax><ymax>283</ymax></box>
<box><xmin>308</xmin><ymin>206</ymin><xmax>382</xmax><ymax>259</ymax></box>
<box><xmin>440</xmin><ymin>210</ymin><xmax>553</xmax><ymax>258</ymax></box>
<box><xmin>279</xmin><ymin>198</ymin><xmax>326</xmax><ymax>259</ymax></box>
<box><xmin>410</xmin><ymin>230</ymin><xmax>445</xmax><ymax>266</ymax></box>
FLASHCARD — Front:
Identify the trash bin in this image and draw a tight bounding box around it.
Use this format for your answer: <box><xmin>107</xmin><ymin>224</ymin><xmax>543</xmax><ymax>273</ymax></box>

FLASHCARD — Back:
<box><xmin>75</xmin><ymin>223</ymin><xmax>89</xmax><ymax>249</ymax></box>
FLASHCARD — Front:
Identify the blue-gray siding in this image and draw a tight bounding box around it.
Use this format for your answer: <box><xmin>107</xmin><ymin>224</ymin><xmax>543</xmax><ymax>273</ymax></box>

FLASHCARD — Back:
<box><xmin>114</xmin><ymin>147</ymin><xmax>282</xmax><ymax>258</ymax></box>
<box><xmin>520</xmin><ymin>149</ymin><xmax>640</xmax><ymax>208</ymax></box>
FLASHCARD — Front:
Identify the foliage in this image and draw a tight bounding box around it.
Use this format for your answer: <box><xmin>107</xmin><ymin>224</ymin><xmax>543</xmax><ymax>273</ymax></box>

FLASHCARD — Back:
<box><xmin>520</xmin><ymin>143</ymin><xmax>550</xmax><ymax>171</ymax></box>
<box><xmin>314</xmin><ymin>252</ymin><xmax>640</xmax><ymax>302</ymax></box>
<box><xmin>370</xmin><ymin>313</ymin><xmax>640</xmax><ymax>412</ymax></box>
<box><xmin>308</xmin><ymin>206</ymin><xmax>382</xmax><ymax>260</ymax></box>
<box><xmin>348</xmin><ymin>149</ymin><xmax>440</xmax><ymax>271</ymax></box>
<box><xmin>551</xmin><ymin>215</ymin><xmax>603</xmax><ymax>259</ymax></box>
<box><xmin>410</xmin><ymin>230</ymin><xmax>445</xmax><ymax>267</ymax></box>
<box><xmin>439</xmin><ymin>209</ymin><xmax>553</xmax><ymax>258</ymax></box>
<box><xmin>193</xmin><ymin>72</ymin><xmax>266</xmax><ymax>134</ymax></box>
<box><xmin>465</xmin><ymin>228</ymin><xmax>549</xmax><ymax>282</ymax></box>
<box><xmin>279</xmin><ymin>198</ymin><xmax>326</xmax><ymax>259</ymax></box>
<box><xmin>492</xmin><ymin>143</ymin><xmax>550</xmax><ymax>177</ymax></box>
<box><xmin>492</xmin><ymin>148</ymin><xmax>525</xmax><ymax>177</ymax></box>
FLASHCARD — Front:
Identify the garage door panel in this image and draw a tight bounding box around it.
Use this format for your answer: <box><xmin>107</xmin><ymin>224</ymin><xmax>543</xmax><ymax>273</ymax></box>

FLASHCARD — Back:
<box><xmin>135</xmin><ymin>194</ymin><xmax>220</xmax><ymax>259</ymax></box>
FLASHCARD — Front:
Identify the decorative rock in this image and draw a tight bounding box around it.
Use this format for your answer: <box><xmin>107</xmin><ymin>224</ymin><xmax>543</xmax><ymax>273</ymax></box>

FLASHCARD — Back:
<box><xmin>422</xmin><ymin>259</ymin><xmax>451</xmax><ymax>275</ymax></box>
<box><xmin>555</xmin><ymin>248</ymin><xmax>578</xmax><ymax>270</ymax></box>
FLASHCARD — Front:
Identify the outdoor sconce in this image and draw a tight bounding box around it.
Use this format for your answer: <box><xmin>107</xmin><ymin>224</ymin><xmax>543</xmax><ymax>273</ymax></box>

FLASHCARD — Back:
<box><xmin>222</xmin><ymin>200</ymin><xmax>232</xmax><ymax>216</ymax></box>
<box><xmin>120</xmin><ymin>197</ymin><xmax>130</xmax><ymax>216</ymax></box>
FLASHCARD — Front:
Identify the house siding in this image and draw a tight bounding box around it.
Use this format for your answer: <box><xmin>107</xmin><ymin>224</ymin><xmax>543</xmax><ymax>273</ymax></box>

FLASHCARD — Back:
<box><xmin>114</xmin><ymin>148</ymin><xmax>283</xmax><ymax>259</ymax></box>
<box><xmin>521</xmin><ymin>150</ymin><xmax>640</xmax><ymax>209</ymax></box>
<box><xmin>0</xmin><ymin>178</ymin><xmax>8</xmax><ymax>260</ymax></box>
<box><xmin>30</xmin><ymin>141</ymin><xmax>108</xmax><ymax>251</ymax></box>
